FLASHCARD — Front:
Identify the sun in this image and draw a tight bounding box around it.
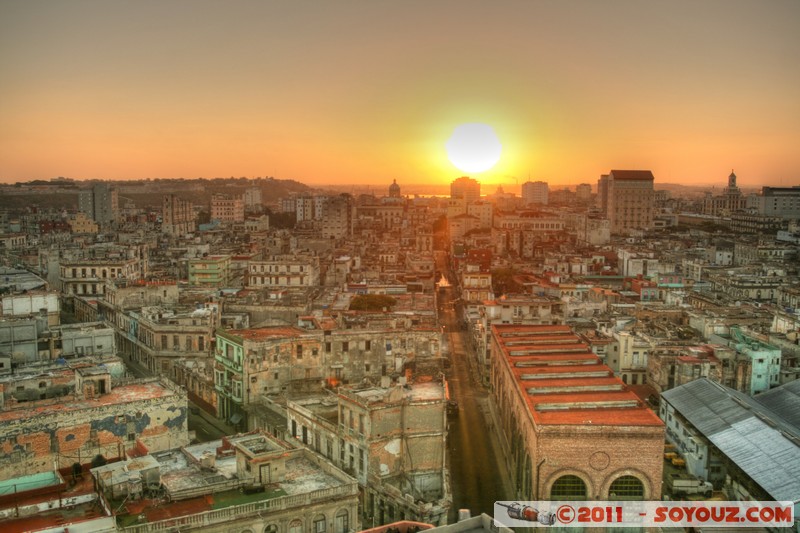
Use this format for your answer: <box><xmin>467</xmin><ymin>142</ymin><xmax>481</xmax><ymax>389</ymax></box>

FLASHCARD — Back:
<box><xmin>445</xmin><ymin>123</ymin><xmax>502</xmax><ymax>173</ymax></box>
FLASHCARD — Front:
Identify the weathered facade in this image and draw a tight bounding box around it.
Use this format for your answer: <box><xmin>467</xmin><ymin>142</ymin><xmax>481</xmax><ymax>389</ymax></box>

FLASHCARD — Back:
<box><xmin>0</xmin><ymin>369</ymin><xmax>188</xmax><ymax>481</ymax></box>
<box><xmin>286</xmin><ymin>381</ymin><xmax>451</xmax><ymax>526</ymax></box>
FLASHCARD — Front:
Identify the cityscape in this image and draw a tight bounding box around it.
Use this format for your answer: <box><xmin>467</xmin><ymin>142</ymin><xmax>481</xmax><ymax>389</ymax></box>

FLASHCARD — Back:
<box><xmin>1</xmin><ymin>2</ymin><xmax>800</xmax><ymax>533</ymax></box>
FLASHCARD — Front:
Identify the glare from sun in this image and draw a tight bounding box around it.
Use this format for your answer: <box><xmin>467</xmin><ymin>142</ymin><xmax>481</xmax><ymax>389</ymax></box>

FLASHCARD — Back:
<box><xmin>445</xmin><ymin>123</ymin><xmax>502</xmax><ymax>173</ymax></box>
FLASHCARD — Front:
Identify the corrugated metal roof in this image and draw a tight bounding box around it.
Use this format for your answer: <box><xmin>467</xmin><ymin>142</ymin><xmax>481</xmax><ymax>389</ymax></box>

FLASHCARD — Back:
<box><xmin>755</xmin><ymin>379</ymin><xmax>800</xmax><ymax>430</ymax></box>
<box><xmin>663</xmin><ymin>379</ymin><xmax>800</xmax><ymax>502</ymax></box>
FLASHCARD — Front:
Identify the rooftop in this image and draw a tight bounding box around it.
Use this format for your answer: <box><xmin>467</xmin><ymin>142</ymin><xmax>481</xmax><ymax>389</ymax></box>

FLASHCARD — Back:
<box><xmin>492</xmin><ymin>324</ymin><xmax>663</xmax><ymax>427</ymax></box>
<box><xmin>0</xmin><ymin>378</ymin><xmax>179</xmax><ymax>423</ymax></box>
<box><xmin>663</xmin><ymin>379</ymin><xmax>800</xmax><ymax>503</ymax></box>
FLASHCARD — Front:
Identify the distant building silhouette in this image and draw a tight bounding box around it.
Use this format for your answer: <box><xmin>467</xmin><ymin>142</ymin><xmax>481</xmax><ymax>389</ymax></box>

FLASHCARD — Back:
<box><xmin>389</xmin><ymin>178</ymin><xmax>401</xmax><ymax>198</ymax></box>
<box><xmin>702</xmin><ymin>170</ymin><xmax>747</xmax><ymax>216</ymax></box>
<box><xmin>450</xmin><ymin>176</ymin><xmax>480</xmax><ymax>203</ymax></box>
<box><xmin>521</xmin><ymin>180</ymin><xmax>549</xmax><ymax>205</ymax></box>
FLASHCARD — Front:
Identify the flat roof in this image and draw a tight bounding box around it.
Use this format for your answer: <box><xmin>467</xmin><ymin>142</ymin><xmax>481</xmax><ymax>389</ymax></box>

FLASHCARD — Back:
<box><xmin>492</xmin><ymin>324</ymin><xmax>663</xmax><ymax>428</ymax></box>
<box><xmin>0</xmin><ymin>379</ymin><xmax>178</xmax><ymax>423</ymax></box>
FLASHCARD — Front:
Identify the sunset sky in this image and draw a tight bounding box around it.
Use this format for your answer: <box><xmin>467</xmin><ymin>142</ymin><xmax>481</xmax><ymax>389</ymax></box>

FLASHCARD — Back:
<box><xmin>1</xmin><ymin>1</ymin><xmax>799</xmax><ymax>189</ymax></box>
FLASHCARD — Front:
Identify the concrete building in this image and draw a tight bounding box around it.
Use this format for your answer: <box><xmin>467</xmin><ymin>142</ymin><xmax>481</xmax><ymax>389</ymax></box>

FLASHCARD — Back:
<box><xmin>59</xmin><ymin>257</ymin><xmax>141</xmax><ymax>296</ymax></box>
<box><xmin>244</xmin><ymin>186</ymin><xmax>262</xmax><ymax>210</ymax></box>
<box><xmin>162</xmin><ymin>194</ymin><xmax>195</xmax><ymax>236</ymax></box>
<box><xmin>715</xmin><ymin>326</ymin><xmax>782</xmax><ymax>395</ymax></box>
<box><xmin>188</xmin><ymin>254</ymin><xmax>231</xmax><ymax>287</ymax></box>
<box><xmin>752</xmin><ymin>185</ymin><xmax>800</xmax><ymax>219</ymax></box>
<box><xmin>286</xmin><ymin>381</ymin><xmax>451</xmax><ymax>526</ymax></box>
<box><xmin>68</xmin><ymin>211</ymin><xmax>99</xmax><ymax>234</ymax></box>
<box><xmin>450</xmin><ymin>177</ymin><xmax>480</xmax><ymax>203</ymax></box>
<box><xmin>575</xmin><ymin>183</ymin><xmax>593</xmax><ymax>203</ymax></box>
<box><xmin>215</xmin><ymin>324</ymin><xmax>441</xmax><ymax>430</ymax></box>
<box><xmin>78</xmin><ymin>182</ymin><xmax>119</xmax><ymax>228</ymax></box>
<box><xmin>211</xmin><ymin>193</ymin><xmax>245</xmax><ymax>223</ymax></box>
<box><xmin>598</xmin><ymin>170</ymin><xmax>655</xmax><ymax>234</ymax></box>
<box><xmin>0</xmin><ymin>364</ymin><xmax>188</xmax><ymax>481</ymax></box>
<box><xmin>521</xmin><ymin>180</ymin><xmax>549</xmax><ymax>205</ymax></box>
<box><xmin>246</xmin><ymin>253</ymin><xmax>321</xmax><ymax>289</ymax></box>
<box><xmin>321</xmin><ymin>195</ymin><xmax>354</xmax><ymax>239</ymax></box>
<box><xmin>88</xmin><ymin>431</ymin><xmax>360</xmax><ymax>533</ymax></box>
<box><xmin>490</xmin><ymin>324</ymin><xmax>664</xmax><ymax>501</ymax></box>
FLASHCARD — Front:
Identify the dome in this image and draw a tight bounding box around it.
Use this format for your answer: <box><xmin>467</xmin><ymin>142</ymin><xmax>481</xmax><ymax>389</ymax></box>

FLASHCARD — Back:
<box><xmin>388</xmin><ymin>179</ymin><xmax>401</xmax><ymax>198</ymax></box>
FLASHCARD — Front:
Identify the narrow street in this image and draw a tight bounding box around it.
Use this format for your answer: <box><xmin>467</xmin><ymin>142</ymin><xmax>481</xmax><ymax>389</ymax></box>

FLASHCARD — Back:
<box><xmin>436</xmin><ymin>253</ymin><xmax>511</xmax><ymax>522</ymax></box>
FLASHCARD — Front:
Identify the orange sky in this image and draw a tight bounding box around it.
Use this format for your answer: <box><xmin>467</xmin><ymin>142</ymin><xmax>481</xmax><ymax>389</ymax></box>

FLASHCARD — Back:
<box><xmin>1</xmin><ymin>1</ymin><xmax>799</xmax><ymax>189</ymax></box>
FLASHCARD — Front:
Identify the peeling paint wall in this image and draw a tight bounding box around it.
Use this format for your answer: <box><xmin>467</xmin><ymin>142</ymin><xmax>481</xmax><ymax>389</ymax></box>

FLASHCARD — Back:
<box><xmin>0</xmin><ymin>384</ymin><xmax>188</xmax><ymax>480</ymax></box>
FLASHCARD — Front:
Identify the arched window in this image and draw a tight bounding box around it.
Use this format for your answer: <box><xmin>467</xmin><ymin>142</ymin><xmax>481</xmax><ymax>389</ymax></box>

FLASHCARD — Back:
<box><xmin>550</xmin><ymin>475</ymin><xmax>587</xmax><ymax>499</ymax></box>
<box><xmin>609</xmin><ymin>475</ymin><xmax>645</xmax><ymax>500</ymax></box>
<box><xmin>288</xmin><ymin>520</ymin><xmax>303</xmax><ymax>533</ymax></box>
<box><xmin>264</xmin><ymin>525</ymin><xmax>279</xmax><ymax>533</ymax></box>
<box><xmin>313</xmin><ymin>514</ymin><xmax>327</xmax><ymax>533</ymax></box>
<box><xmin>335</xmin><ymin>509</ymin><xmax>349</xmax><ymax>533</ymax></box>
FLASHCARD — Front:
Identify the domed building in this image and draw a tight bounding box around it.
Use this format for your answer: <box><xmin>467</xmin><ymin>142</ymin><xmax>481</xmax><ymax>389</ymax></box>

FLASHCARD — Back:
<box><xmin>388</xmin><ymin>179</ymin><xmax>401</xmax><ymax>198</ymax></box>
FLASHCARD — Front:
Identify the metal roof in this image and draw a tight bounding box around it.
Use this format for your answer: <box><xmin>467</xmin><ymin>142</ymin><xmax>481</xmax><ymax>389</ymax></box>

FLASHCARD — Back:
<box><xmin>755</xmin><ymin>379</ymin><xmax>800</xmax><ymax>430</ymax></box>
<box><xmin>662</xmin><ymin>379</ymin><xmax>800</xmax><ymax>502</ymax></box>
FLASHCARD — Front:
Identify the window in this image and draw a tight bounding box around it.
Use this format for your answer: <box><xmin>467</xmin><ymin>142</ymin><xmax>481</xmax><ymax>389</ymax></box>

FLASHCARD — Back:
<box><xmin>335</xmin><ymin>510</ymin><xmax>349</xmax><ymax>533</ymax></box>
<box><xmin>365</xmin><ymin>340</ymin><xmax>371</xmax><ymax>351</ymax></box>
<box><xmin>342</xmin><ymin>341</ymin><xmax>349</xmax><ymax>353</ymax></box>
<box><xmin>326</xmin><ymin>342</ymin><xmax>332</xmax><ymax>353</ymax></box>
<box><xmin>288</xmin><ymin>520</ymin><xmax>303</xmax><ymax>533</ymax></box>
<box><xmin>550</xmin><ymin>475</ymin><xmax>587</xmax><ymax>499</ymax></box>
<box><xmin>314</xmin><ymin>515</ymin><xmax>326</xmax><ymax>533</ymax></box>
<box><xmin>296</xmin><ymin>345</ymin><xmax>303</xmax><ymax>359</ymax></box>
<box><xmin>609</xmin><ymin>475</ymin><xmax>645</xmax><ymax>500</ymax></box>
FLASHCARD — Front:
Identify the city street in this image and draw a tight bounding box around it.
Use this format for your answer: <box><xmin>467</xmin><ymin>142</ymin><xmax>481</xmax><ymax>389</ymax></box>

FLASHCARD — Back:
<box><xmin>436</xmin><ymin>253</ymin><xmax>512</xmax><ymax>522</ymax></box>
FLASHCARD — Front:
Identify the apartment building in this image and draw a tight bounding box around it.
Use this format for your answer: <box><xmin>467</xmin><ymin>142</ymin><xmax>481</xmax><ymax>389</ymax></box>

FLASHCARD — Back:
<box><xmin>210</xmin><ymin>193</ymin><xmax>245</xmax><ymax>223</ymax></box>
<box><xmin>59</xmin><ymin>258</ymin><xmax>141</xmax><ymax>296</ymax></box>
<box><xmin>188</xmin><ymin>254</ymin><xmax>231</xmax><ymax>287</ymax></box>
<box><xmin>246</xmin><ymin>253</ymin><xmax>321</xmax><ymax>289</ymax></box>
<box><xmin>215</xmin><ymin>324</ymin><xmax>441</xmax><ymax>429</ymax></box>
<box><xmin>286</xmin><ymin>380</ymin><xmax>451</xmax><ymax>526</ymax></box>
<box><xmin>162</xmin><ymin>193</ymin><xmax>195</xmax><ymax>235</ymax></box>
<box><xmin>598</xmin><ymin>170</ymin><xmax>655</xmax><ymax>234</ymax></box>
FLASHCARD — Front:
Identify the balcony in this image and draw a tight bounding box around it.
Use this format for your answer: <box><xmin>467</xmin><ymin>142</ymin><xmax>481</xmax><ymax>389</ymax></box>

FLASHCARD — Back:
<box><xmin>215</xmin><ymin>354</ymin><xmax>242</xmax><ymax>372</ymax></box>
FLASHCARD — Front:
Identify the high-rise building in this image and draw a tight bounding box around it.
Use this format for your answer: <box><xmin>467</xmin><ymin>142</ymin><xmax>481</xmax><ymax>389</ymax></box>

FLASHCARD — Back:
<box><xmin>450</xmin><ymin>176</ymin><xmax>480</xmax><ymax>203</ymax></box>
<box><xmin>598</xmin><ymin>170</ymin><xmax>655</xmax><ymax>234</ymax></box>
<box><xmin>243</xmin><ymin>186</ymin><xmax>262</xmax><ymax>210</ymax></box>
<box><xmin>321</xmin><ymin>195</ymin><xmax>353</xmax><ymax>238</ymax></box>
<box><xmin>162</xmin><ymin>194</ymin><xmax>195</xmax><ymax>235</ymax></box>
<box><xmin>575</xmin><ymin>183</ymin><xmax>593</xmax><ymax>202</ymax></box>
<box><xmin>521</xmin><ymin>180</ymin><xmax>549</xmax><ymax>205</ymax></box>
<box><xmin>78</xmin><ymin>182</ymin><xmax>118</xmax><ymax>228</ymax></box>
<box><xmin>210</xmin><ymin>193</ymin><xmax>244</xmax><ymax>223</ymax></box>
<box><xmin>752</xmin><ymin>185</ymin><xmax>800</xmax><ymax>219</ymax></box>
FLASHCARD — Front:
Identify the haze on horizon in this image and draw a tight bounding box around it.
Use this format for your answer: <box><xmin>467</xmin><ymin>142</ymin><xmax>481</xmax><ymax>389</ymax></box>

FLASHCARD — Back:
<box><xmin>1</xmin><ymin>0</ymin><xmax>799</xmax><ymax>190</ymax></box>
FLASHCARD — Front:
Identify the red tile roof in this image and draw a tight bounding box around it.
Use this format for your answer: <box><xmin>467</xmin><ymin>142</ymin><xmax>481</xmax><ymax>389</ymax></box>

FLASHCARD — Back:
<box><xmin>492</xmin><ymin>324</ymin><xmax>663</xmax><ymax>428</ymax></box>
